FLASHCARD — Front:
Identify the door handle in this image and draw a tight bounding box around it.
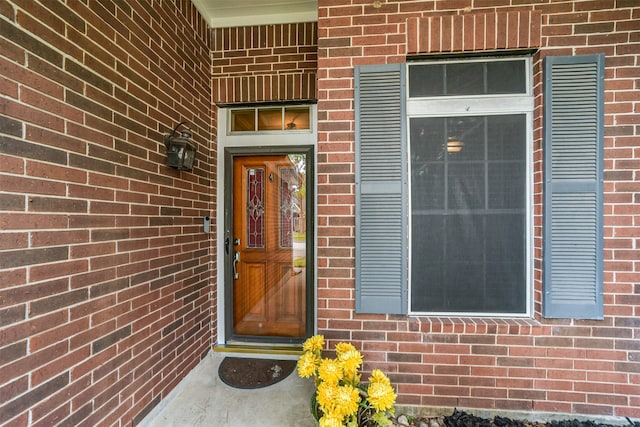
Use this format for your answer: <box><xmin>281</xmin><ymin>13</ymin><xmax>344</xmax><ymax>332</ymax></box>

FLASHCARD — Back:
<box><xmin>232</xmin><ymin>252</ymin><xmax>240</xmax><ymax>280</ymax></box>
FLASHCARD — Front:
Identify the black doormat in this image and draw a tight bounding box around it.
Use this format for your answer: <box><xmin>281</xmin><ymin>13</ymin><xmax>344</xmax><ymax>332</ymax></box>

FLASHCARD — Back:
<box><xmin>218</xmin><ymin>357</ymin><xmax>296</xmax><ymax>389</ymax></box>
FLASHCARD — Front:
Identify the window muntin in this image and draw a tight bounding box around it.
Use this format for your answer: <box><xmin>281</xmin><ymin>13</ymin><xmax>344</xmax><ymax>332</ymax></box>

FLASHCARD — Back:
<box><xmin>408</xmin><ymin>57</ymin><xmax>532</xmax><ymax>316</ymax></box>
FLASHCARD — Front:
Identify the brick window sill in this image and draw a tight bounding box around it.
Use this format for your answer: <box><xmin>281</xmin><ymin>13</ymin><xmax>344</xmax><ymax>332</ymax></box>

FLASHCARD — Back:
<box><xmin>408</xmin><ymin>316</ymin><xmax>546</xmax><ymax>335</ymax></box>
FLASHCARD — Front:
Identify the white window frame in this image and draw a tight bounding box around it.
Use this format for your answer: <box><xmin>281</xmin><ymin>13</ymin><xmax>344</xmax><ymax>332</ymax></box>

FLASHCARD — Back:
<box><xmin>406</xmin><ymin>56</ymin><xmax>534</xmax><ymax>318</ymax></box>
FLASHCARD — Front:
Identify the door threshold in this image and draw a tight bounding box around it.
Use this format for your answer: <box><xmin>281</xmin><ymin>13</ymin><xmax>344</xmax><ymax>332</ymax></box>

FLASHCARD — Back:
<box><xmin>214</xmin><ymin>343</ymin><xmax>303</xmax><ymax>357</ymax></box>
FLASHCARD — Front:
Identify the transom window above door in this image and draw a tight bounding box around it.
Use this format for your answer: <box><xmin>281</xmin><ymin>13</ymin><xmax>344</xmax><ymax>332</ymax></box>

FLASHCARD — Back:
<box><xmin>230</xmin><ymin>105</ymin><xmax>311</xmax><ymax>133</ymax></box>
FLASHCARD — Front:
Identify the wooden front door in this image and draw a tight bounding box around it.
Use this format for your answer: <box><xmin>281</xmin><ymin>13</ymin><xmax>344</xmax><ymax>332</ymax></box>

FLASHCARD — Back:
<box><xmin>231</xmin><ymin>155</ymin><xmax>307</xmax><ymax>338</ymax></box>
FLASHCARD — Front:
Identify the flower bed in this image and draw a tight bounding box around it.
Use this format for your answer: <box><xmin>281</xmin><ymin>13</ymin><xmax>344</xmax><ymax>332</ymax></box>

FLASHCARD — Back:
<box><xmin>394</xmin><ymin>409</ymin><xmax>639</xmax><ymax>427</ymax></box>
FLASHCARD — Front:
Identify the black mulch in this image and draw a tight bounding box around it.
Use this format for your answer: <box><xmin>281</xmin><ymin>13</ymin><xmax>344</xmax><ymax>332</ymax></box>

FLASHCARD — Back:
<box><xmin>439</xmin><ymin>409</ymin><xmax>640</xmax><ymax>427</ymax></box>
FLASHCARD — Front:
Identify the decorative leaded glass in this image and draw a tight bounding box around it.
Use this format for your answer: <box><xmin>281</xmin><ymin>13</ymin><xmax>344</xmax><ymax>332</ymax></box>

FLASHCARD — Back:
<box><xmin>280</xmin><ymin>168</ymin><xmax>296</xmax><ymax>248</ymax></box>
<box><xmin>247</xmin><ymin>168</ymin><xmax>264</xmax><ymax>248</ymax></box>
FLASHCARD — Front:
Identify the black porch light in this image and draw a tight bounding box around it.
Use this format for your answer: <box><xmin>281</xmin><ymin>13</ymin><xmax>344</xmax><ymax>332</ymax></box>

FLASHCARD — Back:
<box><xmin>164</xmin><ymin>122</ymin><xmax>196</xmax><ymax>171</ymax></box>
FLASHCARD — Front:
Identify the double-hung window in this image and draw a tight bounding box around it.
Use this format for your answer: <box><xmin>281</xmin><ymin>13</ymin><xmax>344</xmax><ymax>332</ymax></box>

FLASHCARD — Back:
<box><xmin>407</xmin><ymin>58</ymin><xmax>533</xmax><ymax>315</ymax></box>
<box><xmin>354</xmin><ymin>54</ymin><xmax>604</xmax><ymax>320</ymax></box>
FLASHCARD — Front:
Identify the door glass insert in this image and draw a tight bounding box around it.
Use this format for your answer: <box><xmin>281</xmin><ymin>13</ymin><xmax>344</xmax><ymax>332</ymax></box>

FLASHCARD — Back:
<box><xmin>247</xmin><ymin>168</ymin><xmax>265</xmax><ymax>248</ymax></box>
<box><xmin>280</xmin><ymin>167</ymin><xmax>296</xmax><ymax>248</ymax></box>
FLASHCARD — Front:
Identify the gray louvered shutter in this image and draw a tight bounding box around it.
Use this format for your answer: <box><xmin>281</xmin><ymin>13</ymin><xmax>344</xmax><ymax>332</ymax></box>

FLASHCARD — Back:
<box><xmin>543</xmin><ymin>55</ymin><xmax>604</xmax><ymax>319</ymax></box>
<box><xmin>355</xmin><ymin>63</ymin><xmax>407</xmax><ymax>314</ymax></box>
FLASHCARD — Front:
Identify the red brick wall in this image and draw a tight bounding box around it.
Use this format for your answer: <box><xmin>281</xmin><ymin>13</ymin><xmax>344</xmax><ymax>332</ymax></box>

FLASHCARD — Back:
<box><xmin>0</xmin><ymin>1</ymin><xmax>213</xmax><ymax>425</ymax></box>
<box><xmin>406</xmin><ymin>10</ymin><xmax>542</xmax><ymax>53</ymax></box>
<box><xmin>316</xmin><ymin>0</ymin><xmax>639</xmax><ymax>419</ymax></box>
<box><xmin>212</xmin><ymin>22</ymin><xmax>317</xmax><ymax>104</ymax></box>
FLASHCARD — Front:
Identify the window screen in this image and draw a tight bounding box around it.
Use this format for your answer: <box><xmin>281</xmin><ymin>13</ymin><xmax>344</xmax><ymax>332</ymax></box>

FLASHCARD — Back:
<box><xmin>409</xmin><ymin>60</ymin><xmax>526</xmax><ymax>97</ymax></box>
<box><xmin>410</xmin><ymin>113</ymin><xmax>527</xmax><ymax>314</ymax></box>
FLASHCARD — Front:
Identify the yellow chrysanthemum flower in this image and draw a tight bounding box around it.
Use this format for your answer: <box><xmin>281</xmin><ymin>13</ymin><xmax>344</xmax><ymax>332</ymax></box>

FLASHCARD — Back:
<box><xmin>319</xmin><ymin>414</ymin><xmax>343</xmax><ymax>427</ymax></box>
<box><xmin>299</xmin><ymin>338</ymin><xmax>397</xmax><ymax>427</ymax></box>
<box><xmin>303</xmin><ymin>335</ymin><xmax>325</xmax><ymax>353</ymax></box>
<box><xmin>335</xmin><ymin>341</ymin><xmax>356</xmax><ymax>357</ymax></box>
<box><xmin>338</xmin><ymin>349</ymin><xmax>363</xmax><ymax>380</ymax></box>
<box><xmin>369</xmin><ymin>368</ymin><xmax>391</xmax><ymax>386</ymax></box>
<box><xmin>297</xmin><ymin>351</ymin><xmax>318</xmax><ymax>378</ymax></box>
<box><xmin>316</xmin><ymin>382</ymin><xmax>339</xmax><ymax>413</ymax></box>
<box><xmin>318</xmin><ymin>358</ymin><xmax>343</xmax><ymax>385</ymax></box>
<box><xmin>333</xmin><ymin>384</ymin><xmax>361</xmax><ymax>418</ymax></box>
<box><xmin>367</xmin><ymin>381</ymin><xmax>396</xmax><ymax>412</ymax></box>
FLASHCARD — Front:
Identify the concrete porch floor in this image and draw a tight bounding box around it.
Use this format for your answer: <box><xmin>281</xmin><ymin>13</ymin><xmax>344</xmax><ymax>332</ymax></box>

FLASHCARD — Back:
<box><xmin>139</xmin><ymin>351</ymin><xmax>316</xmax><ymax>427</ymax></box>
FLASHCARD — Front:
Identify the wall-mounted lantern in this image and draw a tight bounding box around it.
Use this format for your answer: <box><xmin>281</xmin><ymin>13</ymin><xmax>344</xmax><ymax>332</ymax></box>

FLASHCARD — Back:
<box><xmin>164</xmin><ymin>122</ymin><xmax>196</xmax><ymax>171</ymax></box>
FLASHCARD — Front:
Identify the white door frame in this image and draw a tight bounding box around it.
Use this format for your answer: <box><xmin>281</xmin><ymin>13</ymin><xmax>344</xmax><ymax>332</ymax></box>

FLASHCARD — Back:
<box><xmin>215</xmin><ymin>105</ymin><xmax>318</xmax><ymax>345</ymax></box>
